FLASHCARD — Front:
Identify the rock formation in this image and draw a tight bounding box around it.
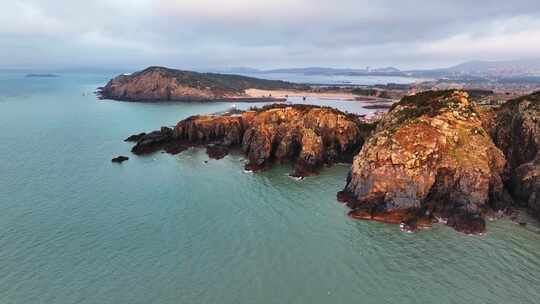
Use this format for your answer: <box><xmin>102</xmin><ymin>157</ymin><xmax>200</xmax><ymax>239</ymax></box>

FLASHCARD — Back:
<box><xmin>120</xmin><ymin>89</ymin><xmax>540</xmax><ymax>234</ymax></box>
<box><xmin>338</xmin><ymin>90</ymin><xmax>510</xmax><ymax>234</ymax></box>
<box><xmin>128</xmin><ymin>104</ymin><xmax>374</xmax><ymax>176</ymax></box>
<box><xmin>99</xmin><ymin>66</ymin><xmax>306</xmax><ymax>102</ymax></box>
<box><xmin>489</xmin><ymin>92</ymin><xmax>540</xmax><ymax>218</ymax></box>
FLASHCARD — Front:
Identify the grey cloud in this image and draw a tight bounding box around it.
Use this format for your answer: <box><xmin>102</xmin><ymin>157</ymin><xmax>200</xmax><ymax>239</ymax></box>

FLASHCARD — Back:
<box><xmin>1</xmin><ymin>0</ymin><xmax>540</xmax><ymax>69</ymax></box>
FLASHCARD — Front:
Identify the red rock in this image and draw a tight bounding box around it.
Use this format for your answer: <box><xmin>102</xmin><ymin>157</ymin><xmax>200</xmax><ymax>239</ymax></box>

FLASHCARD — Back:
<box><xmin>129</xmin><ymin>104</ymin><xmax>373</xmax><ymax>177</ymax></box>
<box><xmin>340</xmin><ymin>90</ymin><xmax>506</xmax><ymax>234</ymax></box>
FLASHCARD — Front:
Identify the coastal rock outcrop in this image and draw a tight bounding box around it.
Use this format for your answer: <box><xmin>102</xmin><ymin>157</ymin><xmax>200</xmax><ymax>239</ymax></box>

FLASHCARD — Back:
<box><xmin>128</xmin><ymin>104</ymin><xmax>373</xmax><ymax>176</ymax></box>
<box><xmin>338</xmin><ymin>90</ymin><xmax>509</xmax><ymax>234</ymax></box>
<box><xmin>489</xmin><ymin>92</ymin><xmax>540</xmax><ymax>218</ymax></box>
<box><xmin>100</xmin><ymin>66</ymin><xmax>305</xmax><ymax>102</ymax></box>
<box><xmin>121</xmin><ymin>89</ymin><xmax>540</xmax><ymax>234</ymax></box>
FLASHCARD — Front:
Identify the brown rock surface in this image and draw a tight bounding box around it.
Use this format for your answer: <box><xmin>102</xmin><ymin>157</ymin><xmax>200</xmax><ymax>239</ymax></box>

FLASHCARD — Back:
<box><xmin>338</xmin><ymin>90</ymin><xmax>508</xmax><ymax>234</ymax></box>
<box><xmin>128</xmin><ymin>104</ymin><xmax>373</xmax><ymax>176</ymax></box>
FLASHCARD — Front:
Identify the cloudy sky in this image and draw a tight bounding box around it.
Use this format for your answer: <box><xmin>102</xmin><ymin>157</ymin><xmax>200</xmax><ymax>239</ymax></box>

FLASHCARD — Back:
<box><xmin>1</xmin><ymin>0</ymin><xmax>540</xmax><ymax>70</ymax></box>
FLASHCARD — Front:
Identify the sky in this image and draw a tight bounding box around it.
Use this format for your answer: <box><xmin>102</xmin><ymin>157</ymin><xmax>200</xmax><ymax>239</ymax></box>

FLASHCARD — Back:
<box><xmin>1</xmin><ymin>0</ymin><xmax>540</xmax><ymax>70</ymax></box>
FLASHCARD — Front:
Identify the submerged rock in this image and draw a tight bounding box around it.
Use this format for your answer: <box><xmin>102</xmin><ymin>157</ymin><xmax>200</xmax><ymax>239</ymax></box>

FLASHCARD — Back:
<box><xmin>128</xmin><ymin>104</ymin><xmax>374</xmax><ymax>177</ymax></box>
<box><xmin>338</xmin><ymin>90</ymin><xmax>508</xmax><ymax>234</ymax></box>
<box><xmin>206</xmin><ymin>144</ymin><xmax>230</xmax><ymax>160</ymax></box>
<box><xmin>489</xmin><ymin>92</ymin><xmax>540</xmax><ymax>219</ymax></box>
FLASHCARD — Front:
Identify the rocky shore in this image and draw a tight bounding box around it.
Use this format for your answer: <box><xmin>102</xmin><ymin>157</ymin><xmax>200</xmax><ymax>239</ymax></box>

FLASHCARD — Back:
<box><xmin>122</xmin><ymin>90</ymin><xmax>539</xmax><ymax>234</ymax></box>
<box><xmin>99</xmin><ymin>66</ymin><xmax>307</xmax><ymax>102</ymax></box>
<box><xmin>126</xmin><ymin>104</ymin><xmax>374</xmax><ymax>176</ymax></box>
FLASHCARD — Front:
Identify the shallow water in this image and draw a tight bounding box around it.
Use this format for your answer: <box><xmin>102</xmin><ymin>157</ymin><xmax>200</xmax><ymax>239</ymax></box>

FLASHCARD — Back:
<box><xmin>1</xmin><ymin>72</ymin><xmax>539</xmax><ymax>304</ymax></box>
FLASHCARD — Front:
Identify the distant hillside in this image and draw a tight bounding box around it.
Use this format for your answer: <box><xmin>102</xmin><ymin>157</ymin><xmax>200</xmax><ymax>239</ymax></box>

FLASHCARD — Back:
<box><xmin>262</xmin><ymin>67</ymin><xmax>404</xmax><ymax>76</ymax></box>
<box><xmin>445</xmin><ymin>59</ymin><xmax>540</xmax><ymax>77</ymax></box>
<box><xmin>212</xmin><ymin>59</ymin><xmax>540</xmax><ymax>80</ymax></box>
<box><xmin>99</xmin><ymin>66</ymin><xmax>307</xmax><ymax>102</ymax></box>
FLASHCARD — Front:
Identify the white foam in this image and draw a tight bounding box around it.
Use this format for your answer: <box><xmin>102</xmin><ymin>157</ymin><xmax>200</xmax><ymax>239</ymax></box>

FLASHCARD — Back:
<box><xmin>287</xmin><ymin>174</ymin><xmax>304</xmax><ymax>181</ymax></box>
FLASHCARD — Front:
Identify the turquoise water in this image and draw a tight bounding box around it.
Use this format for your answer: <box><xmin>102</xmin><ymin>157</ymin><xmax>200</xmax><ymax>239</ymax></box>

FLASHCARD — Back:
<box><xmin>1</xmin><ymin>72</ymin><xmax>540</xmax><ymax>304</ymax></box>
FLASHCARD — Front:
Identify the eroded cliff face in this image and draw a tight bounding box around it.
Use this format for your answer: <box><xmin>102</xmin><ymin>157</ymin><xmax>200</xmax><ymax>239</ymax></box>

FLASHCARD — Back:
<box><xmin>239</xmin><ymin>105</ymin><xmax>368</xmax><ymax>175</ymax></box>
<box><xmin>489</xmin><ymin>92</ymin><xmax>540</xmax><ymax>218</ymax></box>
<box><xmin>129</xmin><ymin>104</ymin><xmax>373</xmax><ymax>176</ymax></box>
<box><xmin>338</xmin><ymin>90</ymin><xmax>509</xmax><ymax>234</ymax></box>
<box><xmin>100</xmin><ymin>66</ymin><xmax>304</xmax><ymax>102</ymax></box>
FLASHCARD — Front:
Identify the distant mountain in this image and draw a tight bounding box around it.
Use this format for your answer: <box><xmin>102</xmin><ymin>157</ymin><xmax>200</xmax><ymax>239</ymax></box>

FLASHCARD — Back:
<box><xmin>443</xmin><ymin>59</ymin><xmax>540</xmax><ymax>77</ymax></box>
<box><xmin>372</xmin><ymin>67</ymin><xmax>402</xmax><ymax>73</ymax></box>
<box><xmin>264</xmin><ymin>67</ymin><xmax>356</xmax><ymax>74</ymax></box>
<box><xmin>261</xmin><ymin>66</ymin><xmax>405</xmax><ymax>76</ymax></box>
<box><xmin>205</xmin><ymin>58</ymin><xmax>540</xmax><ymax>81</ymax></box>
<box><xmin>206</xmin><ymin>67</ymin><xmax>263</xmax><ymax>74</ymax></box>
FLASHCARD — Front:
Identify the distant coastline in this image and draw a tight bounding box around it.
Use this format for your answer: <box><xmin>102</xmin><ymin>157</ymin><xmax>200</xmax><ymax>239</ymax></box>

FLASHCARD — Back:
<box><xmin>25</xmin><ymin>74</ymin><xmax>59</xmax><ymax>78</ymax></box>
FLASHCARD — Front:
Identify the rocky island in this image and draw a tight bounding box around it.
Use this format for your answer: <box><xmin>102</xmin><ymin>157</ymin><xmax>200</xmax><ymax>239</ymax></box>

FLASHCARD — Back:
<box><xmin>99</xmin><ymin>66</ymin><xmax>307</xmax><ymax>102</ymax></box>
<box><xmin>122</xmin><ymin>90</ymin><xmax>539</xmax><ymax>234</ymax></box>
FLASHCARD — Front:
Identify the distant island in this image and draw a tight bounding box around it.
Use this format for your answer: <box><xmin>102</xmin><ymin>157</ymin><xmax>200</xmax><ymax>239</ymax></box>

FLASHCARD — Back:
<box><xmin>25</xmin><ymin>74</ymin><xmax>59</xmax><ymax>78</ymax></box>
<box><xmin>98</xmin><ymin>66</ymin><xmax>308</xmax><ymax>102</ymax></box>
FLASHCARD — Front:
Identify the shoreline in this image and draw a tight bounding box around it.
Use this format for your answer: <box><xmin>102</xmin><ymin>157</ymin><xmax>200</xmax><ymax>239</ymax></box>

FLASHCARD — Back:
<box><xmin>246</xmin><ymin>88</ymin><xmax>357</xmax><ymax>100</ymax></box>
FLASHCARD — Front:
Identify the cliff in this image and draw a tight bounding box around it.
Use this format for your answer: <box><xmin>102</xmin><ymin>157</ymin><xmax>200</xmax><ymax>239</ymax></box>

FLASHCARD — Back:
<box><xmin>338</xmin><ymin>90</ymin><xmax>510</xmax><ymax>234</ymax></box>
<box><xmin>99</xmin><ymin>66</ymin><xmax>307</xmax><ymax>102</ymax></box>
<box><xmin>128</xmin><ymin>104</ymin><xmax>374</xmax><ymax>176</ymax></box>
<box><xmin>489</xmin><ymin>92</ymin><xmax>540</xmax><ymax>218</ymax></box>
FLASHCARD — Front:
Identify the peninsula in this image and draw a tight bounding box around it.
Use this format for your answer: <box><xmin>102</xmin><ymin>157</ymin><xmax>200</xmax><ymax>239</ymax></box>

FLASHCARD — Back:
<box><xmin>99</xmin><ymin>66</ymin><xmax>308</xmax><ymax>102</ymax></box>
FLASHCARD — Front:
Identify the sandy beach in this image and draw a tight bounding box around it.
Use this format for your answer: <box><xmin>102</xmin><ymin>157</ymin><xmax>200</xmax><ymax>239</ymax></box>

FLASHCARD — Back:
<box><xmin>246</xmin><ymin>88</ymin><xmax>357</xmax><ymax>101</ymax></box>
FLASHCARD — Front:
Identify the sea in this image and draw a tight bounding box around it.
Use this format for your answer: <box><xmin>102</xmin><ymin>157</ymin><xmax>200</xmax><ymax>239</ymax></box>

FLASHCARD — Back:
<box><xmin>0</xmin><ymin>71</ymin><xmax>539</xmax><ymax>304</ymax></box>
